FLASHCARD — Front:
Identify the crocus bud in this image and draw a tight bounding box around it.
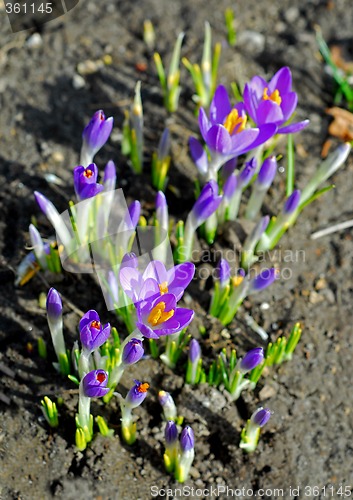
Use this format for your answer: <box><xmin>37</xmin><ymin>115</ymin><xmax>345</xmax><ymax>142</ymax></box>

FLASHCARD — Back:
<box><xmin>190</xmin><ymin>180</ymin><xmax>222</xmax><ymax>228</ymax></box>
<box><xmin>257</xmin><ymin>156</ymin><xmax>277</xmax><ymax>189</ymax></box>
<box><xmin>165</xmin><ymin>420</ymin><xmax>178</xmax><ymax>445</ymax></box>
<box><xmin>189</xmin><ymin>137</ymin><xmax>208</xmax><ymax>177</ymax></box>
<box><xmin>125</xmin><ymin>380</ymin><xmax>149</xmax><ymax>409</ymax></box>
<box><xmin>127</xmin><ymin>200</ymin><xmax>141</xmax><ymax>229</ymax></box>
<box><xmin>73</xmin><ymin>164</ymin><xmax>104</xmax><ymax>201</ymax></box>
<box><xmin>223</xmin><ymin>172</ymin><xmax>237</xmax><ymax>200</ymax></box>
<box><xmin>159</xmin><ymin>390</ymin><xmax>177</xmax><ymax>420</ymax></box>
<box><xmin>29</xmin><ymin>224</ymin><xmax>47</xmax><ymax>269</ymax></box>
<box><xmin>176</xmin><ymin>426</ymin><xmax>195</xmax><ymax>482</ymax></box>
<box><xmin>189</xmin><ymin>339</ymin><xmax>201</xmax><ymax>363</ymax></box>
<box><xmin>34</xmin><ymin>191</ymin><xmax>72</xmax><ymax>250</ymax></box>
<box><xmin>251</xmin><ymin>407</ymin><xmax>272</xmax><ymax>428</ymax></box>
<box><xmin>221</xmin><ymin>158</ymin><xmax>237</xmax><ymax>180</ymax></box>
<box><xmin>82</xmin><ymin>370</ymin><xmax>110</xmax><ymax>398</ymax></box>
<box><xmin>79</xmin><ymin>310</ymin><xmax>111</xmax><ymax>353</ymax></box>
<box><xmin>81</xmin><ymin>110</ymin><xmax>113</xmax><ymax>164</ymax></box>
<box><xmin>46</xmin><ymin>288</ymin><xmax>69</xmax><ymax>374</ymax></box>
<box><xmin>239</xmin><ymin>347</ymin><xmax>264</xmax><ymax>373</ymax></box>
<box><xmin>217</xmin><ymin>258</ymin><xmax>231</xmax><ymax>287</ymax></box>
<box><xmin>158</xmin><ymin>128</ymin><xmax>171</xmax><ymax>161</ymax></box>
<box><xmin>240</xmin><ymin>406</ymin><xmax>272</xmax><ymax>452</ymax></box>
<box><xmin>249</xmin><ymin>268</ymin><xmax>277</xmax><ymax>294</ymax></box>
<box><xmin>122</xmin><ymin>338</ymin><xmax>144</xmax><ymax>365</ymax></box>
<box><xmin>239</xmin><ymin>158</ymin><xmax>256</xmax><ymax>187</ymax></box>
<box><xmin>156</xmin><ymin>191</ymin><xmax>168</xmax><ymax>230</ymax></box>
<box><xmin>121</xmin><ymin>252</ymin><xmax>138</xmax><ymax>269</ymax></box>
<box><xmin>283</xmin><ymin>189</ymin><xmax>301</xmax><ymax>214</ymax></box>
<box><xmin>46</xmin><ymin>287</ymin><xmax>63</xmax><ymax>321</ymax></box>
<box><xmin>180</xmin><ymin>426</ymin><xmax>194</xmax><ymax>452</ymax></box>
<box><xmin>103</xmin><ymin>160</ymin><xmax>117</xmax><ymax>191</ymax></box>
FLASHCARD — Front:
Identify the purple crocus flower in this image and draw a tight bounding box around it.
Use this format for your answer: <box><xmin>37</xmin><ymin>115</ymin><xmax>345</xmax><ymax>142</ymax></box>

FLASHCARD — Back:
<box><xmin>180</xmin><ymin>426</ymin><xmax>194</xmax><ymax>452</ymax></box>
<box><xmin>136</xmin><ymin>293</ymin><xmax>194</xmax><ymax>339</ymax></box>
<box><xmin>165</xmin><ymin>421</ymin><xmax>178</xmax><ymax>445</ymax></box>
<box><xmin>120</xmin><ymin>260</ymin><xmax>195</xmax><ymax>305</ymax></box>
<box><xmin>189</xmin><ymin>339</ymin><xmax>201</xmax><ymax>363</ymax></box>
<box><xmin>82</xmin><ymin>369</ymin><xmax>110</xmax><ymax>398</ymax></box>
<box><xmin>223</xmin><ymin>173</ymin><xmax>237</xmax><ymax>200</ymax></box>
<box><xmin>217</xmin><ymin>258</ymin><xmax>231</xmax><ymax>287</ymax></box>
<box><xmin>79</xmin><ymin>310</ymin><xmax>111</xmax><ymax>353</ymax></box>
<box><xmin>243</xmin><ymin>67</ymin><xmax>309</xmax><ymax>134</ymax></box>
<box><xmin>257</xmin><ymin>156</ymin><xmax>277</xmax><ymax>188</ymax></box>
<box><xmin>249</xmin><ymin>268</ymin><xmax>278</xmax><ymax>293</ymax></box>
<box><xmin>127</xmin><ymin>200</ymin><xmax>141</xmax><ymax>228</ymax></box>
<box><xmin>73</xmin><ymin>164</ymin><xmax>104</xmax><ymax>200</ymax></box>
<box><xmin>46</xmin><ymin>287</ymin><xmax>62</xmax><ymax>320</ymax></box>
<box><xmin>125</xmin><ymin>380</ymin><xmax>149</xmax><ymax>408</ymax></box>
<box><xmin>122</xmin><ymin>338</ymin><xmax>144</xmax><ymax>365</ymax></box>
<box><xmin>239</xmin><ymin>347</ymin><xmax>264</xmax><ymax>373</ymax></box>
<box><xmin>191</xmin><ymin>85</ymin><xmax>276</xmax><ymax>173</ymax></box>
<box><xmin>283</xmin><ymin>189</ymin><xmax>301</xmax><ymax>214</ymax></box>
<box><xmin>82</xmin><ymin>110</ymin><xmax>113</xmax><ymax>161</ymax></box>
<box><xmin>251</xmin><ymin>407</ymin><xmax>272</xmax><ymax>428</ymax></box>
<box><xmin>190</xmin><ymin>180</ymin><xmax>222</xmax><ymax>227</ymax></box>
<box><xmin>189</xmin><ymin>136</ymin><xmax>209</xmax><ymax>177</ymax></box>
<box><xmin>103</xmin><ymin>160</ymin><xmax>117</xmax><ymax>191</ymax></box>
<box><xmin>238</xmin><ymin>158</ymin><xmax>257</xmax><ymax>188</ymax></box>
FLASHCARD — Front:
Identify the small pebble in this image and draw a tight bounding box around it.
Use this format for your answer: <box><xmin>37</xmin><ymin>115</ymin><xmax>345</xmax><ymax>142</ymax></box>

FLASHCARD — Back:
<box><xmin>260</xmin><ymin>302</ymin><xmax>270</xmax><ymax>311</ymax></box>
<box><xmin>72</xmin><ymin>74</ymin><xmax>86</xmax><ymax>90</ymax></box>
<box><xmin>284</xmin><ymin>7</ymin><xmax>300</xmax><ymax>24</ymax></box>
<box><xmin>26</xmin><ymin>33</ymin><xmax>43</xmax><ymax>49</ymax></box>
<box><xmin>237</xmin><ymin>30</ymin><xmax>265</xmax><ymax>55</ymax></box>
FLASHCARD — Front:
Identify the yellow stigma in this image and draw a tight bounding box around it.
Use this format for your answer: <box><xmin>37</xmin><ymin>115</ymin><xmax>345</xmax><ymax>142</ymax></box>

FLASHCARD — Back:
<box><xmin>148</xmin><ymin>301</ymin><xmax>174</xmax><ymax>326</ymax></box>
<box><xmin>263</xmin><ymin>87</ymin><xmax>282</xmax><ymax>105</ymax></box>
<box><xmin>91</xmin><ymin>320</ymin><xmax>101</xmax><ymax>330</ymax></box>
<box><xmin>223</xmin><ymin>108</ymin><xmax>247</xmax><ymax>135</ymax></box>
<box><xmin>159</xmin><ymin>281</ymin><xmax>169</xmax><ymax>295</ymax></box>
<box><xmin>232</xmin><ymin>275</ymin><xmax>244</xmax><ymax>287</ymax></box>
<box><xmin>84</xmin><ymin>168</ymin><xmax>94</xmax><ymax>178</ymax></box>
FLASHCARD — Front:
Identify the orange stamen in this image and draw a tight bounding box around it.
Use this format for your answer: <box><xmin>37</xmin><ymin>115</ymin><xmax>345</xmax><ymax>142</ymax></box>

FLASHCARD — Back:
<box><xmin>137</xmin><ymin>382</ymin><xmax>150</xmax><ymax>393</ymax></box>
<box><xmin>232</xmin><ymin>276</ymin><xmax>244</xmax><ymax>287</ymax></box>
<box><xmin>84</xmin><ymin>168</ymin><xmax>93</xmax><ymax>178</ymax></box>
<box><xmin>223</xmin><ymin>109</ymin><xmax>247</xmax><ymax>135</ymax></box>
<box><xmin>262</xmin><ymin>87</ymin><xmax>282</xmax><ymax>105</ymax></box>
<box><xmin>159</xmin><ymin>281</ymin><xmax>169</xmax><ymax>295</ymax></box>
<box><xmin>147</xmin><ymin>301</ymin><xmax>174</xmax><ymax>326</ymax></box>
<box><xmin>91</xmin><ymin>320</ymin><xmax>101</xmax><ymax>330</ymax></box>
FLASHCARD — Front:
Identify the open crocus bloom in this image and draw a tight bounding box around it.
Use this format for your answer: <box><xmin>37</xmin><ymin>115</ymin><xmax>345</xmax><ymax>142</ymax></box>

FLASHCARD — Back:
<box><xmin>200</xmin><ymin>86</ymin><xmax>276</xmax><ymax>156</ymax></box>
<box><xmin>243</xmin><ymin>67</ymin><xmax>309</xmax><ymax>134</ymax></box>
<box><xmin>119</xmin><ymin>260</ymin><xmax>195</xmax><ymax>304</ymax></box>
<box><xmin>190</xmin><ymin>85</ymin><xmax>276</xmax><ymax>178</ymax></box>
<box><xmin>136</xmin><ymin>293</ymin><xmax>194</xmax><ymax>339</ymax></box>
<box><xmin>73</xmin><ymin>163</ymin><xmax>104</xmax><ymax>200</ymax></box>
<box><xmin>79</xmin><ymin>310</ymin><xmax>111</xmax><ymax>353</ymax></box>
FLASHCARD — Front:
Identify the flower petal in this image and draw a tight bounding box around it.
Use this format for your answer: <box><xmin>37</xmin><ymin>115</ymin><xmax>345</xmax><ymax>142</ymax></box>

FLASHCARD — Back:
<box><xmin>278</xmin><ymin>120</ymin><xmax>310</xmax><ymax>134</ymax></box>
<box><xmin>142</xmin><ymin>261</ymin><xmax>168</xmax><ymax>283</ymax></box>
<box><xmin>209</xmin><ymin>85</ymin><xmax>232</xmax><ymax>125</ymax></box>
<box><xmin>206</xmin><ymin>125</ymin><xmax>232</xmax><ymax>154</ymax></box>
<box><xmin>229</xmin><ymin>128</ymin><xmax>260</xmax><ymax>156</ymax></box>
<box><xmin>167</xmin><ymin>262</ymin><xmax>195</xmax><ymax>300</ymax></box>
<box><xmin>198</xmin><ymin>107</ymin><xmax>211</xmax><ymax>142</ymax></box>
<box><xmin>256</xmin><ymin>100</ymin><xmax>284</xmax><ymax>125</ymax></box>
<box><xmin>269</xmin><ymin>66</ymin><xmax>292</xmax><ymax>95</ymax></box>
<box><xmin>238</xmin><ymin>123</ymin><xmax>277</xmax><ymax>153</ymax></box>
<box><xmin>280</xmin><ymin>92</ymin><xmax>297</xmax><ymax>122</ymax></box>
<box><xmin>189</xmin><ymin>137</ymin><xmax>208</xmax><ymax>176</ymax></box>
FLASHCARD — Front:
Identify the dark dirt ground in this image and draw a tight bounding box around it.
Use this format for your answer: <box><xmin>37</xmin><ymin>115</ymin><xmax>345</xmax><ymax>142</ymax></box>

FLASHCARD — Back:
<box><xmin>1</xmin><ymin>0</ymin><xmax>353</xmax><ymax>498</ymax></box>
